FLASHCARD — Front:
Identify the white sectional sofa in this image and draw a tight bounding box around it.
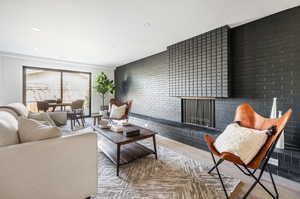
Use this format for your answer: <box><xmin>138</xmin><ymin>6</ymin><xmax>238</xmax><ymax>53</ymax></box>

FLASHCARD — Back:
<box><xmin>0</xmin><ymin>103</ymin><xmax>97</xmax><ymax>199</ymax></box>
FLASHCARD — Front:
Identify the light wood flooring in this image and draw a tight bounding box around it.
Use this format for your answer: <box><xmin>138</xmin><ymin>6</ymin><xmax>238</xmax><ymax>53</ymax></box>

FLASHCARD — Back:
<box><xmin>156</xmin><ymin>135</ymin><xmax>300</xmax><ymax>199</ymax></box>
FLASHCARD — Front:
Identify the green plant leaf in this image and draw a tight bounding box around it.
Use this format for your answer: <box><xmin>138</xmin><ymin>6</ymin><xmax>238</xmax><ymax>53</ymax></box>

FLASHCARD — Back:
<box><xmin>94</xmin><ymin>72</ymin><xmax>115</xmax><ymax>105</ymax></box>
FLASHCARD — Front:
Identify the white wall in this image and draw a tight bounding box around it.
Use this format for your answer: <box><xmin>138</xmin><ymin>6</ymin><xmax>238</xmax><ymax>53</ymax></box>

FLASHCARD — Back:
<box><xmin>0</xmin><ymin>52</ymin><xmax>115</xmax><ymax>113</ymax></box>
<box><xmin>0</xmin><ymin>56</ymin><xmax>4</xmax><ymax>105</ymax></box>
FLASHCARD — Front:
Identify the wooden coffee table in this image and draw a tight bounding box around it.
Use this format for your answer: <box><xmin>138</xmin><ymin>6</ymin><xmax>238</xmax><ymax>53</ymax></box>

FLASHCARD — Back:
<box><xmin>93</xmin><ymin>125</ymin><xmax>158</xmax><ymax>176</ymax></box>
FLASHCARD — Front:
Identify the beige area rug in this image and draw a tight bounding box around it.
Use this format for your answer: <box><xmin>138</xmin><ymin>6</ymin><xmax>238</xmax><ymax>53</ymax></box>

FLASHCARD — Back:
<box><xmin>93</xmin><ymin>140</ymin><xmax>240</xmax><ymax>199</ymax></box>
<box><xmin>63</xmin><ymin>125</ymin><xmax>240</xmax><ymax>199</ymax></box>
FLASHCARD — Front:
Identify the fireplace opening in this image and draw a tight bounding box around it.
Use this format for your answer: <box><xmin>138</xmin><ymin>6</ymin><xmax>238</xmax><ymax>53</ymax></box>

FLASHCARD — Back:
<box><xmin>182</xmin><ymin>99</ymin><xmax>215</xmax><ymax>128</ymax></box>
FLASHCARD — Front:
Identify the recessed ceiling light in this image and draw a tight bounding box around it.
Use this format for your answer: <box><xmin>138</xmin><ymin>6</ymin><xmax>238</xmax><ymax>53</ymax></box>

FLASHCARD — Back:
<box><xmin>144</xmin><ymin>22</ymin><xmax>151</xmax><ymax>27</ymax></box>
<box><xmin>34</xmin><ymin>48</ymin><xmax>39</xmax><ymax>51</ymax></box>
<box><xmin>32</xmin><ymin>27</ymin><xmax>41</xmax><ymax>32</ymax></box>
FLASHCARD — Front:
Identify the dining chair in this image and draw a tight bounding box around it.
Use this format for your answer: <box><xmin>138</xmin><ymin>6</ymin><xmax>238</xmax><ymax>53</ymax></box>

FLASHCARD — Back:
<box><xmin>67</xmin><ymin>99</ymin><xmax>85</xmax><ymax>130</ymax></box>
<box><xmin>36</xmin><ymin>101</ymin><xmax>49</xmax><ymax>112</ymax></box>
<box><xmin>204</xmin><ymin>104</ymin><xmax>292</xmax><ymax>199</ymax></box>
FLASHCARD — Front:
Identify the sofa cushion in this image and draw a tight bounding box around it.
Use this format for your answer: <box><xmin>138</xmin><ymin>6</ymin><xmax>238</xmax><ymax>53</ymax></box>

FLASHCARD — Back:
<box><xmin>214</xmin><ymin>123</ymin><xmax>268</xmax><ymax>165</ymax></box>
<box><xmin>48</xmin><ymin>112</ymin><xmax>68</xmax><ymax>126</ymax></box>
<box><xmin>6</xmin><ymin>103</ymin><xmax>29</xmax><ymax>118</ymax></box>
<box><xmin>0</xmin><ymin>107</ymin><xmax>19</xmax><ymax>119</ymax></box>
<box><xmin>110</xmin><ymin>104</ymin><xmax>127</xmax><ymax>119</ymax></box>
<box><xmin>0</xmin><ymin>111</ymin><xmax>19</xmax><ymax>147</ymax></box>
<box><xmin>29</xmin><ymin>112</ymin><xmax>57</xmax><ymax>127</ymax></box>
<box><xmin>18</xmin><ymin>117</ymin><xmax>62</xmax><ymax>143</ymax></box>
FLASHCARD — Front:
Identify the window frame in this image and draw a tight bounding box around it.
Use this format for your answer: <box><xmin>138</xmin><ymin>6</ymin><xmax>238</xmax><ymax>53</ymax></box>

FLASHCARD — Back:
<box><xmin>22</xmin><ymin>66</ymin><xmax>92</xmax><ymax>117</ymax></box>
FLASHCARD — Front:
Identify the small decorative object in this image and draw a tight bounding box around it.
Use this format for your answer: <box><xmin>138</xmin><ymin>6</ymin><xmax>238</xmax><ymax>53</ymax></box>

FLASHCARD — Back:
<box><xmin>110</xmin><ymin>125</ymin><xmax>124</xmax><ymax>133</ymax></box>
<box><xmin>276</xmin><ymin>110</ymin><xmax>285</xmax><ymax>149</ymax></box>
<box><xmin>120</xmin><ymin>121</ymin><xmax>130</xmax><ymax>126</ymax></box>
<box><xmin>99</xmin><ymin>110</ymin><xmax>108</xmax><ymax>117</ymax></box>
<box><xmin>123</xmin><ymin>126</ymin><xmax>140</xmax><ymax>137</ymax></box>
<box><xmin>270</xmin><ymin>98</ymin><xmax>284</xmax><ymax>149</ymax></box>
<box><xmin>270</xmin><ymin>97</ymin><xmax>277</xmax><ymax>119</ymax></box>
<box><xmin>99</xmin><ymin>120</ymin><xmax>109</xmax><ymax>129</ymax></box>
<box><xmin>94</xmin><ymin>72</ymin><xmax>115</xmax><ymax>111</ymax></box>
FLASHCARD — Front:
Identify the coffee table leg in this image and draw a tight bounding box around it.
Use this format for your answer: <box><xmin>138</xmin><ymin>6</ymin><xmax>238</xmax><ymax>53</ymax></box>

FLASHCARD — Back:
<box><xmin>153</xmin><ymin>135</ymin><xmax>158</xmax><ymax>160</ymax></box>
<box><xmin>71</xmin><ymin>116</ymin><xmax>73</xmax><ymax>130</ymax></box>
<box><xmin>117</xmin><ymin>144</ymin><xmax>121</xmax><ymax>176</ymax></box>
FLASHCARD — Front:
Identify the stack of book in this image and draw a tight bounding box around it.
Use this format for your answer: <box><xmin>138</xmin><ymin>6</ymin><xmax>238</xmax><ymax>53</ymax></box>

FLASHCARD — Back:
<box><xmin>123</xmin><ymin>126</ymin><xmax>140</xmax><ymax>137</ymax></box>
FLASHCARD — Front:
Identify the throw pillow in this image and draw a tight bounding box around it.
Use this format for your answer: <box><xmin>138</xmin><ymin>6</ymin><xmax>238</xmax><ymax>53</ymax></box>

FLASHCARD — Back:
<box><xmin>214</xmin><ymin>123</ymin><xmax>268</xmax><ymax>164</ymax></box>
<box><xmin>28</xmin><ymin>112</ymin><xmax>57</xmax><ymax>126</ymax></box>
<box><xmin>18</xmin><ymin>117</ymin><xmax>62</xmax><ymax>143</ymax></box>
<box><xmin>110</xmin><ymin>104</ymin><xmax>127</xmax><ymax>119</ymax></box>
<box><xmin>0</xmin><ymin>111</ymin><xmax>19</xmax><ymax>147</ymax></box>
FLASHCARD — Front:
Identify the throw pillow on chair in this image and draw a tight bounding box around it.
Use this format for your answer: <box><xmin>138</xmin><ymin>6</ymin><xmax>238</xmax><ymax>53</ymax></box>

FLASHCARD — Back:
<box><xmin>214</xmin><ymin>122</ymin><xmax>268</xmax><ymax>165</ymax></box>
<box><xmin>109</xmin><ymin>104</ymin><xmax>127</xmax><ymax>119</ymax></box>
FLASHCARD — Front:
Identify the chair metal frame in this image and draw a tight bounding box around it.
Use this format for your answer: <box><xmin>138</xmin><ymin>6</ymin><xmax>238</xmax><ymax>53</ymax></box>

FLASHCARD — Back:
<box><xmin>209</xmin><ymin>133</ymin><xmax>280</xmax><ymax>199</ymax></box>
<box><xmin>205</xmin><ymin>104</ymin><xmax>292</xmax><ymax>199</ymax></box>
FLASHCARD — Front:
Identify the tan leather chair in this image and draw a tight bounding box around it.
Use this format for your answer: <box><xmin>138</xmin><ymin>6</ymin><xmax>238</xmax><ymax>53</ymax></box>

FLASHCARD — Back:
<box><xmin>204</xmin><ymin>104</ymin><xmax>292</xmax><ymax>199</ymax></box>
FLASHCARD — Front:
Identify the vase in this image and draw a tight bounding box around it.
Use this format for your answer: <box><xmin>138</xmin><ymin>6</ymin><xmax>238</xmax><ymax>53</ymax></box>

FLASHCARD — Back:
<box><xmin>270</xmin><ymin>97</ymin><xmax>277</xmax><ymax>119</ymax></box>
<box><xmin>276</xmin><ymin>110</ymin><xmax>285</xmax><ymax>149</ymax></box>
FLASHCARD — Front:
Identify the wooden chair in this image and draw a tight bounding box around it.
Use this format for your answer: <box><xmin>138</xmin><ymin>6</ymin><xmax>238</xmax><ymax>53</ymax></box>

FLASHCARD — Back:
<box><xmin>109</xmin><ymin>99</ymin><xmax>133</xmax><ymax>121</ymax></box>
<box><xmin>37</xmin><ymin>101</ymin><xmax>49</xmax><ymax>112</ymax></box>
<box><xmin>67</xmin><ymin>99</ymin><xmax>85</xmax><ymax>130</ymax></box>
<box><xmin>204</xmin><ymin>104</ymin><xmax>292</xmax><ymax>199</ymax></box>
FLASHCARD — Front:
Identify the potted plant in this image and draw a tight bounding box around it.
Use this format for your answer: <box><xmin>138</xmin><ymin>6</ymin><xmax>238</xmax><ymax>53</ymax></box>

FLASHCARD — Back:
<box><xmin>94</xmin><ymin>72</ymin><xmax>115</xmax><ymax>114</ymax></box>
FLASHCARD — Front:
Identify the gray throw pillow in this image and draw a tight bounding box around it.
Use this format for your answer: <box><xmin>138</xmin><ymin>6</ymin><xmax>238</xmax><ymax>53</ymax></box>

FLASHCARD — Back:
<box><xmin>28</xmin><ymin>112</ymin><xmax>57</xmax><ymax>127</ymax></box>
<box><xmin>18</xmin><ymin>117</ymin><xmax>62</xmax><ymax>143</ymax></box>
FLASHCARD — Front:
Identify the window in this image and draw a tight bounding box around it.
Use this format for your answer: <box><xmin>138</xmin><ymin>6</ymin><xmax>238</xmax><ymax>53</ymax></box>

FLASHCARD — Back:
<box><xmin>23</xmin><ymin>66</ymin><xmax>91</xmax><ymax>116</ymax></box>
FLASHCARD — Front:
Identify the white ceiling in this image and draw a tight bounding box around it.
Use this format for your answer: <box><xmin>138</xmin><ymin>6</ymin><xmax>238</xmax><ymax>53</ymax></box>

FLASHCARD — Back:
<box><xmin>1</xmin><ymin>0</ymin><xmax>300</xmax><ymax>67</ymax></box>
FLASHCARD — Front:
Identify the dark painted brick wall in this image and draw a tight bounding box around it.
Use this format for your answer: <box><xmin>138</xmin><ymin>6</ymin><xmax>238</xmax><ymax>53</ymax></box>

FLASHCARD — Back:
<box><xmin>115</xmin><ymin>52</ymin><xmax>181</xmax><ymax>122</ymax></box>
<box><xmin>216</xmin><ymin>6</ymin><xmax>300</xmax><ymax>150</ymax></box>
<box><xmin>115</xmin><ymin>6</ymin><xmax>300</xmax><ymax>150</ymax></box>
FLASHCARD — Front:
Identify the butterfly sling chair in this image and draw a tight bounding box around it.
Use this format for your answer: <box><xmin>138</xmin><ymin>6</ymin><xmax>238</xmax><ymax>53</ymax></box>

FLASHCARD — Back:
<box><xmin>204</xmin><ymin>104</ymin><xmax>292</xmax><ymax>199</ymax></box>
<box><xmin>109</xmin><ymin>99</ymin><xmax>133</xmax><ymax>121</ymax></box>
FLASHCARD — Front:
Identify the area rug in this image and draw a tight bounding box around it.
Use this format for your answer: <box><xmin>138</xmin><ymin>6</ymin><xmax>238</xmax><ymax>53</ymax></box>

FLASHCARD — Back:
<box><xmin>92</xmin><ymin>140</ymin><xmax>240</xmax><ymax>199</ymax></box>
<box><xmin>63</xmin><ymin>123</ymin><xmax>240</xmax><ymax>199</ymax></box>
